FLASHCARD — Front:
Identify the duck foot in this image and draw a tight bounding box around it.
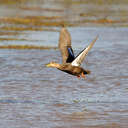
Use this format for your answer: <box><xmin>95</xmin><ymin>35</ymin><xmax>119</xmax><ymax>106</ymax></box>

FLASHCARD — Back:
<box><xmin>81</xmin><ymin>72</ymin><xmax>86</xmax><ymax>79</ymax></box>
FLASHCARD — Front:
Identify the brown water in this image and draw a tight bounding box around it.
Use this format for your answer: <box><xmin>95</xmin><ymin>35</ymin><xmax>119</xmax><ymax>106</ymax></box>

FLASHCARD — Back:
<box><xmin>0</xmin><ymin>0</ymin><xmax>128</xmax><ymax>128</ymax></box>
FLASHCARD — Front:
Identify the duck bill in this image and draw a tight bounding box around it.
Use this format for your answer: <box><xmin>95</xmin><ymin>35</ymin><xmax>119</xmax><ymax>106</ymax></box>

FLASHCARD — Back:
<box><xmin>46</xmin><ymin>63</ymin><xmax>51</xmax><ymax>67</ymax></box>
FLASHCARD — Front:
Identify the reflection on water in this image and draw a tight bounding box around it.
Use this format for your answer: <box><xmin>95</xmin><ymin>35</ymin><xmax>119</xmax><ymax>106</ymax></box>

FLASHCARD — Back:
<box><xmin>0</xmin><ymin>0</ymin><xmax>128</xmax><ymax>128</ymax></box>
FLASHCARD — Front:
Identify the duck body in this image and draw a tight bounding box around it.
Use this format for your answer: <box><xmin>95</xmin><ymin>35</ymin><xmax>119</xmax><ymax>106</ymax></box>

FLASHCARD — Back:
<box><xmin>47</xmin><ymin>62</ymin><xmax>90</xmax><ymax>78</ymax></box>
<box><xmin>58</xmin><ymin>64</ymin><xmax>90</xmax><ymax>76</ymax></box>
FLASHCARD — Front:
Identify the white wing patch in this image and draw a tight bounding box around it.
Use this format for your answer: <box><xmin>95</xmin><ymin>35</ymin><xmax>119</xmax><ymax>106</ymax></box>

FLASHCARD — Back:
<box><xmin>71</xmin><ymin>36</ymin><xmax>98</xmax><ymax>66</ymax></box>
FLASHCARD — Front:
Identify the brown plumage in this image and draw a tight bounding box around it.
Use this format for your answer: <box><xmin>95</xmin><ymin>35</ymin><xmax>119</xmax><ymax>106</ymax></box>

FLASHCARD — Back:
<box><xmin>59</xmin><ymin>27</ymin><xmax>74</xmax><ymax>63</ymax></box>
<box><xmin>46</xmin><ymin>27</ymin><xmax>98</xmax><ymax>79</ymax></box>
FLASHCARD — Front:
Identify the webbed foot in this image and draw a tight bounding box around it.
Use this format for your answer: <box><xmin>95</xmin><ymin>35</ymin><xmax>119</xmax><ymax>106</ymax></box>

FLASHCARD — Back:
<box><xmin>81</xmin><ymin>72</ymin><xmax>86</xmax><ymax>79</ymax></box>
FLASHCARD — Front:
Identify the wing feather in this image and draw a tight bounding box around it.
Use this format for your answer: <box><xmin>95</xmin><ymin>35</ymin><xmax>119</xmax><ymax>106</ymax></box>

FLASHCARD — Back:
<box><xmin>71</xmin><ymin>36</ymin><xmax>98</xmax><ymax>66</ymax></box>
<box><xmin>58</xmin><ymin>27</ymin><xmax>75</xmax><ymax>63</ymax></box>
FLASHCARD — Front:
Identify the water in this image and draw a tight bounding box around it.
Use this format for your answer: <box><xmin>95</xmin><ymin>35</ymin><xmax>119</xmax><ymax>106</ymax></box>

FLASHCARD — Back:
<box><xmin>0</xmin><ymin>27</ymin><xmax>128</xmax><ymax>128</ymax></box>
<box><xmin>0</xmin><ymin>0</ymin><xmax>128</xmax><ymax>128</ymax></box>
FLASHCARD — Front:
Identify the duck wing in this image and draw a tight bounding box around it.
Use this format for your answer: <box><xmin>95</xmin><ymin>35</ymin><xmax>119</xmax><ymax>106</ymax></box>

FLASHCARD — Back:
<box><xmin>59</xmin><ymin>27</ymin><xmax>75</xmax><ymax>63</ymax></box>
<box><xmin>71</xmin><ymin>36</ymin><xmax>98</xmax><ymax>66</ymax></box>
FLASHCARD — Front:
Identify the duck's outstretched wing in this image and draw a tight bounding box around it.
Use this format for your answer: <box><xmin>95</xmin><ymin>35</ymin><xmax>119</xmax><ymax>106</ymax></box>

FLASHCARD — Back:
<box><xmin>71</xmin><ymin>36</ymin><xmax>98</xmax><ymax>66</ymax></box>
<box><xmin>59</xmin><ymin>27</ymin><xmax>75</xmax><ymax>64</ymax></box>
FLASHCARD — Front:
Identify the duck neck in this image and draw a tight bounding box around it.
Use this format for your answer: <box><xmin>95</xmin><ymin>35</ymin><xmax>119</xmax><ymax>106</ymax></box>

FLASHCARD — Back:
<box><xmin>53</xmin><ymin>63</ymin><xmax>62</xmax><ymax>69</ymax></box>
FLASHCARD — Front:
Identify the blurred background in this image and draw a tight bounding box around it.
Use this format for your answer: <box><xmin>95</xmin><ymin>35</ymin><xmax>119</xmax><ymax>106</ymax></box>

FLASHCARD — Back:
<box><xmin>0</xmin><ymin>0</ymin><xmax>128</xmax><ymax>48</ymax></box>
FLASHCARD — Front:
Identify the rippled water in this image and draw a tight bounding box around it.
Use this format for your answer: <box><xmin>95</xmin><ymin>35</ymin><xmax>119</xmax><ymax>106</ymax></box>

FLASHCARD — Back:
<box><xmin>0</xmin><ymin>27</ymin><xmax>128</xmax><ymax>128</ymax></box>
<box><xmin>0</xmin><ymin>0</ymin><xmax>128</xmax><ymax>127</ymax></box>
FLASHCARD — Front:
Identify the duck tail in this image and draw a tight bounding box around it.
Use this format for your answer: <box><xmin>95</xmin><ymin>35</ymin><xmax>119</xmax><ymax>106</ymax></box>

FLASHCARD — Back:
<box><xmin>84</xmin><ymin>70</ymin><xmax>91</xmax><ymax>74</ymax></box>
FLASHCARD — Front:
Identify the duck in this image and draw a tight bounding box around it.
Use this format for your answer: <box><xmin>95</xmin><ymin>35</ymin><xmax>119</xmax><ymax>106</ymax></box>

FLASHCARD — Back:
<box><xmin>46</xmin><ymin>27</ymin><xmax>98</xmax><ymax>79</ymax></box>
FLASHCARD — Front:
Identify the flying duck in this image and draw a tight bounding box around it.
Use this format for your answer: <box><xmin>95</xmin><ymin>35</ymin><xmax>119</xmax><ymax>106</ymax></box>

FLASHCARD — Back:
<box><xmin>46</xmin><ymin>27</ymin><xmax>98</xmax><ymax>79</ymax></box>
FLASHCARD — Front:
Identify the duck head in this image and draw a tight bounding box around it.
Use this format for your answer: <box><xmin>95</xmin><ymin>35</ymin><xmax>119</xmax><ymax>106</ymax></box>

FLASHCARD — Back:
<box><xmin>46</xmin><ymin>62</ymin><xmax>60</xmax><ymax>68</ymax></box>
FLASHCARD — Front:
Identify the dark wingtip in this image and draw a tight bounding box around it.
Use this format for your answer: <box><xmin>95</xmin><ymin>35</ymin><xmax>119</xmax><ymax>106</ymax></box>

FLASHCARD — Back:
<box><xmin>62</xmin><ymin>24</ymin><xmax>65</xmax><ymax>27</ymax></box>
<box><xmin>60</xmin><ymin>23</ymin><xmax>66</xmax><ymax>28</ymax></box>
